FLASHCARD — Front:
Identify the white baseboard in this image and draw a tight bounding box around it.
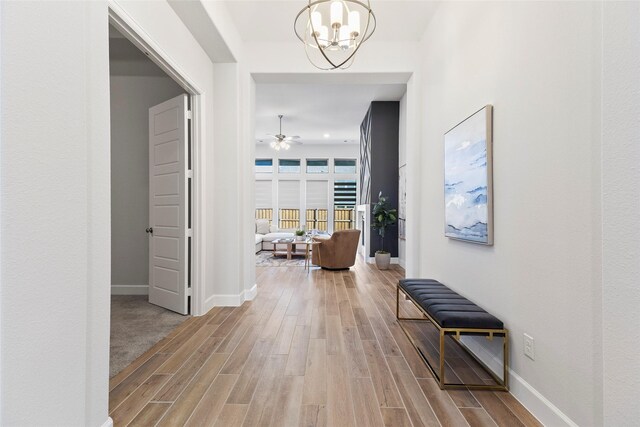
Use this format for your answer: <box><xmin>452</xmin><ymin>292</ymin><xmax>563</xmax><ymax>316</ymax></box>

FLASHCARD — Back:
<box><xmin>111</xmin><ymin>284</ymin><xmax>148</xmax><ymax>295</ymax></box>
<box><xmin>244</xmin><ymin>284</ymin><xmax>258</xmax><ymax>301</ymax></box>
<box><xmin>202</xmin><ymin>284</ymin><xmax>259</xmax><ymax>310</ymax></box>
<box><xmin>101</xmin><ymin>417</ymin><xmax>113</xmax><ymax>427</ymax></box>
<box><xmin>460</xmin><ymin>337</ymin><xmax>577</xmax><ymax>426</ymax></box>
<box><xmin>365</xmin><ymin>256</ymin><xmax>401</xmax><ymax>264</ymax></box>
<box><xmin>509</xmin><ymin>369</ymin><xmax>578</xmax><ymax>427</ymax></box>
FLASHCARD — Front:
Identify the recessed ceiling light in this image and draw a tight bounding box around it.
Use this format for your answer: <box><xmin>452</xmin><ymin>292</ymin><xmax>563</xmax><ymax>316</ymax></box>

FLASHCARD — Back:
<box><xmin>323</xmin><ymin>133</ymin><xmax>330</xmax><ymax>138</ymax></box>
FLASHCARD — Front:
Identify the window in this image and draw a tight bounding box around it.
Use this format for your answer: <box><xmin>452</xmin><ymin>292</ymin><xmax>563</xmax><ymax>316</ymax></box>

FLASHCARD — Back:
<box><xmin>335</xmin><ymin>159</ymin><xmax>357</xmax><ymax>174</ymax></box>
<box><xmin>279</xmin><ymin>159</ymin><xmax>301</xmax><ymax>173</ymax></box>
<box><xmin>255</xmin><ymin>158</ymin><xmax>273</xmax><ymax>173</ymax></box>
<box><xmin>306</xmin><ymin>159</ymin><xmax>329</xmax><ymax>173</ymax></box>
<box><xmin>334</xmin><ymin>180</ymin><xmax>357</xmax><ymax>208</ymax></box>
<box><xmin>334</xmin><ymin>180</ymin><xmax>357</xmax><ymax>230</ymax></box>
<box><xmin>255</xmin><ymin>180</ymin><xmax>273</xmax><ymax>224</ymax></box>
<box><xmin>278</xmin><ymin>180</ymin><xmax>301</xmax><ymax>229</ymax></box>
<box><xmin>306</xmin><ymin>181</ymin><xmax>328</xmax><ymax>231</ymax></box>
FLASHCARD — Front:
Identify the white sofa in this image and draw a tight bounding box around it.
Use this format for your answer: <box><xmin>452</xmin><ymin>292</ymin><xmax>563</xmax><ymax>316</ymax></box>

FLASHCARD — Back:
<box><xmin>255</xmin><ymin>220</ymin><xmax>295</xmax><ymax>253</ymax></box>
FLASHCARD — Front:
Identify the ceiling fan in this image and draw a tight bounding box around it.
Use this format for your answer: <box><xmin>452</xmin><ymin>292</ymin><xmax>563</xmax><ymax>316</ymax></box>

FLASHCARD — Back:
<box><xmin>267</xmin><ymin>115</ymin><xmax>300</xmax><ymax>151</ymax></box>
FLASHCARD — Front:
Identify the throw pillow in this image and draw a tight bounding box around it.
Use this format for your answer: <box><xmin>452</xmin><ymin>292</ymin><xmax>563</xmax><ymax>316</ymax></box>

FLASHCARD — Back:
<box><xmin>256</xmin><ymin>219</ymin><xmax>270</xmax><ymax>235</ymax></box>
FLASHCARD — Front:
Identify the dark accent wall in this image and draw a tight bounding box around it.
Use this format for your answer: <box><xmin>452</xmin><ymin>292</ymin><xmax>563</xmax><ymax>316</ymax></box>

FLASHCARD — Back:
<box><xmin>359</xmin><ymin>101</ymin><xmax>400</xmax><ymax>257</ymax></box>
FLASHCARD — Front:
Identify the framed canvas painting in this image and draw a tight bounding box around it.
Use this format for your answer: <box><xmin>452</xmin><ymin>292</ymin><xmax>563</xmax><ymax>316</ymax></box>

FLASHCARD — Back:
<box><xmin>444</xmin><ymin>105</ymin><xmax>493</xmax><ymax>245</ymax></box>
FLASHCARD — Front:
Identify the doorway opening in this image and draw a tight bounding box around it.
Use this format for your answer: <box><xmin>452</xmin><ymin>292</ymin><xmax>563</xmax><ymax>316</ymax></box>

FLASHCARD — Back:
<box><xmin>252</xmin><ymin>81</ymin><xmax>406</xmax><ymax>273</ymax></box>
<box><xmin>108</xmin><ymin>21</ymin><xmax>193</xmax><ymax>377</ymax></box>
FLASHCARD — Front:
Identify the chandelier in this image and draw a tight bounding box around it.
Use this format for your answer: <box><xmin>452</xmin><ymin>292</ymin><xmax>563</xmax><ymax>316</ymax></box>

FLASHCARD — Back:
<box><xmin>294</xmin><ymin>0</ymin><xmax>376</xmax><ymax>70</ymax></box>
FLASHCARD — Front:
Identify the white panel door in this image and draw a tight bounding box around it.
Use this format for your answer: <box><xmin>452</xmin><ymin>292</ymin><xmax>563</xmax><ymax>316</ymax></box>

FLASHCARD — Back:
<box><xmin>148</xmin><ymin>94</ymin><xmax>188</xmax><ymax>315</ymax></box>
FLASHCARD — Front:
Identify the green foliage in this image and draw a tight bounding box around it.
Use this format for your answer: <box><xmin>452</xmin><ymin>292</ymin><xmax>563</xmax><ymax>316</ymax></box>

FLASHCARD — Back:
<box><xmin>371</xmin><ymin>191</ymin><xmax>397</xmax><ymax>253</ymax></box>
<box><xmin>295</xmin><ymin>229</ymin><xmax>305</xmax><ymax>236</ymax></box>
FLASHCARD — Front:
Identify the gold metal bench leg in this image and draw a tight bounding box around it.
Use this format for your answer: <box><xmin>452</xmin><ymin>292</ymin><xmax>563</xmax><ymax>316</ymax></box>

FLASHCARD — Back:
<box><xmin>439</xmin><ymin>329</ymin><xmax>446</xmax><ymax>389</ymax></box>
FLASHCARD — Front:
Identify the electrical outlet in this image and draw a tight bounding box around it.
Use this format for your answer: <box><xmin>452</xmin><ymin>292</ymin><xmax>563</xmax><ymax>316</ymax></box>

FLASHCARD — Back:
<box><xmin>524</xmin><ymin>333</ymin><xmax>535</xmax><ymax>360</ymax></box>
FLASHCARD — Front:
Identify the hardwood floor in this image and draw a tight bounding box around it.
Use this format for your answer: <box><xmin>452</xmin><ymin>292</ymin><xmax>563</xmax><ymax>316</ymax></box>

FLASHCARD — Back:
<box><xmin>109</xmin><ymin>259</ymin><xmax>541</xmax><ymax>427</ymax></box>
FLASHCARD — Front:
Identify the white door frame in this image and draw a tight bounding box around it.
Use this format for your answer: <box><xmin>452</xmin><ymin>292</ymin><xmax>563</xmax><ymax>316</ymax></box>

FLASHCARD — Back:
<box><xmin>108</xmin><ymin>3</ymin><xmax>207</xmax><ymax>316</ymax></box>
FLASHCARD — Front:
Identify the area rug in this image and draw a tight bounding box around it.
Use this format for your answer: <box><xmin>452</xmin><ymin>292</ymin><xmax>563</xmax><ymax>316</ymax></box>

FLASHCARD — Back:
<box><xmin>256</xmin><ymin>250</ymin><xmax>306</xmax><ymax>267</ymax></box>
<box><xmin>110</xmin><ymin>295</ymin><xmax>189</xmax><ymax>377</ymax></box>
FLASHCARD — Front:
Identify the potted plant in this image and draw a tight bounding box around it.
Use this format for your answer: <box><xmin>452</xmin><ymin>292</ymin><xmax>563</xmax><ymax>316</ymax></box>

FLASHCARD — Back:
<box><xmin>371</xmin><ymin>191</ymin><xmax>397</xmax><ymax>270</ymax></box>
<box><xmin>295</xmin><ymin>229</ymin><xmax>305</xmax><ymax>241</ymax></box>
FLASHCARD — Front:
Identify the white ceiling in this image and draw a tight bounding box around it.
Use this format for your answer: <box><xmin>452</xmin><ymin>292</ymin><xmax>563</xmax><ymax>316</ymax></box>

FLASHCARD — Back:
<box><xmin>222</xmin><ymin>0</ymin><xmax>439</xmax><ymax>42</ymax></box>
<box><xmin>255</xmin><ymin>83</ymin><xmax>406</xmax><ymax>145</ymax></box>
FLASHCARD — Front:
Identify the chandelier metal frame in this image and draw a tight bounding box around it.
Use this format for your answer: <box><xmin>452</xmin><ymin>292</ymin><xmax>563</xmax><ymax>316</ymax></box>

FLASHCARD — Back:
<box><xmin>294</xmin><ymin>0</ymin><xmax>376</xmax><ymax>70</ymax></box>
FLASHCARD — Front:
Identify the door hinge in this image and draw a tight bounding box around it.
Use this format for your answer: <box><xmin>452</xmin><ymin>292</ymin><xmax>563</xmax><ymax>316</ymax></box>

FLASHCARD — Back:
<box><xmin>187</xmin><ymin>170</ymin><xmax>193</xmax><ymax>179</ymax></box>
<box><xmin>187</xmin><ymin>110</ymin><xmax>192</xmax><ymax>120</ymax></box>
<box><xmin>187</xmin><ymin>287</ymin><xmax>192</xmax><ymax>296</ymax></box>
<box><xmin>187</xmin><ymin>228</ymin><xmax>193</xmax><ymax>238</ymax></box>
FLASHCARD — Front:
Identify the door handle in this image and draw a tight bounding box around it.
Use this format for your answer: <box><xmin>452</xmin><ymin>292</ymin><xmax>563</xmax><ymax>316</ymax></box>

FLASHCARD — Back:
<box><xmin>146</xmin><ymin>227</ymin><xmax>153</xmax><ymax>234</ymax></box>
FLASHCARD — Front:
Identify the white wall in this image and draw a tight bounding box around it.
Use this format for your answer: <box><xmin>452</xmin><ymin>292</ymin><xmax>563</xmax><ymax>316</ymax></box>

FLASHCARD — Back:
<box><xmin>398</xmin><ymin>93</ymin><xmax>407</xmax><ymax>268</ymax></box>
<box><xmin>110</xmin><ymin>75</ymin><xmax>185</xmax><ymax>295</ymax></box>
<box><xmin>1</xmin><ymin>1</ymin><xmax>111</xmax><ymax>425</ymax></box>
<box><xmin>602</xmin><ymin>2</ymin><xmax>640</xmax><ymax>424</ymax></box>
<box><xmin>0</xmin><ymin>3</ymin><xmax>4</xmax><ymax>421</ymax></box>
<box><xmin>0</xmin><ymin>0</ymin><xmax>239</xmax><ymax>423</ymax></box>
<box><xmin>416</xmin><ymin>2</ymin><xmax>602</xmax><ymax>425</ymax></box>
<box><xmin>209</xmin><ymin>62</ymin><xmax>245</xmax><ymax>307</ymax></box>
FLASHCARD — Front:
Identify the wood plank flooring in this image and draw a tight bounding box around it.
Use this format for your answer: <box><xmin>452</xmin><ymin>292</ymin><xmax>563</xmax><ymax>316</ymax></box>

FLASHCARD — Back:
<box><xmin>110</xmin><ymin>259</ymin><xmax>541</xmax><ymax>427</ymax></box>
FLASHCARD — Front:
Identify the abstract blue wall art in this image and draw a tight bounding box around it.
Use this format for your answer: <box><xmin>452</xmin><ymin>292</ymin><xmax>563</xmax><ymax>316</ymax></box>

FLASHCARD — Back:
<box><xmin>444</xmin><ymin>105</ymin><xmax>493</xmax><ymax>245</ymax></box>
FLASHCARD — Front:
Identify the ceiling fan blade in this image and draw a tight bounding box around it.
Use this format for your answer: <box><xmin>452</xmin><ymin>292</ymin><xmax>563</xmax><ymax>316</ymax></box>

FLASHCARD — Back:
<box><xmin>284</xmin><ymin>136</ymin><xmax>301</xmax><ymax>140</ymax></box>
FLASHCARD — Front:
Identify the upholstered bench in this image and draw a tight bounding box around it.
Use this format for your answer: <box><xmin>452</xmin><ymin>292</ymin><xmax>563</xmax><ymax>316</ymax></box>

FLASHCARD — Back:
<box><xmin>396</xmin><ymin>278</ymin><xmax>509</xmax><ymax>391</ymax></box>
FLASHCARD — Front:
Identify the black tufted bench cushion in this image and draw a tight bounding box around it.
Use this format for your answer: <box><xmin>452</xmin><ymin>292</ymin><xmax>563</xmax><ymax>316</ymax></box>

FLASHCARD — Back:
<box><xmin>399</xmin><ymin>278</ymin><xmax>503</xmax><ymax>329</ymax></box>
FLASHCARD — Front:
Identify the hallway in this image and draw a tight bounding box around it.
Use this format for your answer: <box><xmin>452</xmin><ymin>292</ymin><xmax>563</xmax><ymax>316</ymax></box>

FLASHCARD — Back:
<box><xmin>108</xmin><ymin>260</ymin><xmax>538</xmax><ymax>426</ymax></box>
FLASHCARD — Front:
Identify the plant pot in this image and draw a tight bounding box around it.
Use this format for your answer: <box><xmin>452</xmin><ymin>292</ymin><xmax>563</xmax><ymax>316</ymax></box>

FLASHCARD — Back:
<box><xmin>296</xmin><ymin>235</ymin><xmax>305</xmax><ymax>241</ymax></box>
<box><xmin>375</xmin><ymin>252</ymin><xmax>391</xmax><ymax>270</ymax></box>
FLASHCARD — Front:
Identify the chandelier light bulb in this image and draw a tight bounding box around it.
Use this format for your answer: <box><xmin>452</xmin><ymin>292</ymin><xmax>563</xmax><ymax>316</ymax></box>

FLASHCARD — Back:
<box><xmin>330</xmin><ymin>1</ymin><xmax>343</xmax><ymax>27</ymax></box>
<box><xmin>349</xmin><ymin>11</ymin><xmax>360</xmax><ymax>36</ymax></box>
<box><xmin>339</xmin><ymin>25</ymin><xmax>351</xmax><ymax>49</ymax></box>
<box><xmin>311</xmin><ymin>11</ymin><xmax>322</xmax><ymax>35</ymax></box>
<box><xmin>318</xmin><ymin>26</ymin><xmax>330</xmax><ymax>47</ymax></box>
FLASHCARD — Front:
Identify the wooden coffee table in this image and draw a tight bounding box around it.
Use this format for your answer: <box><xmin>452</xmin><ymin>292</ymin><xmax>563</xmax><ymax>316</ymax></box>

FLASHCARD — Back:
<box><xmin>272</xmin><ymin>238</ymin><xmax>306</xmax><ymax>260</ymax></box>
<box><xmin>272</xmin><ymin>238</ymin><xmax>320</xmax><ymax>270</ymax></box>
